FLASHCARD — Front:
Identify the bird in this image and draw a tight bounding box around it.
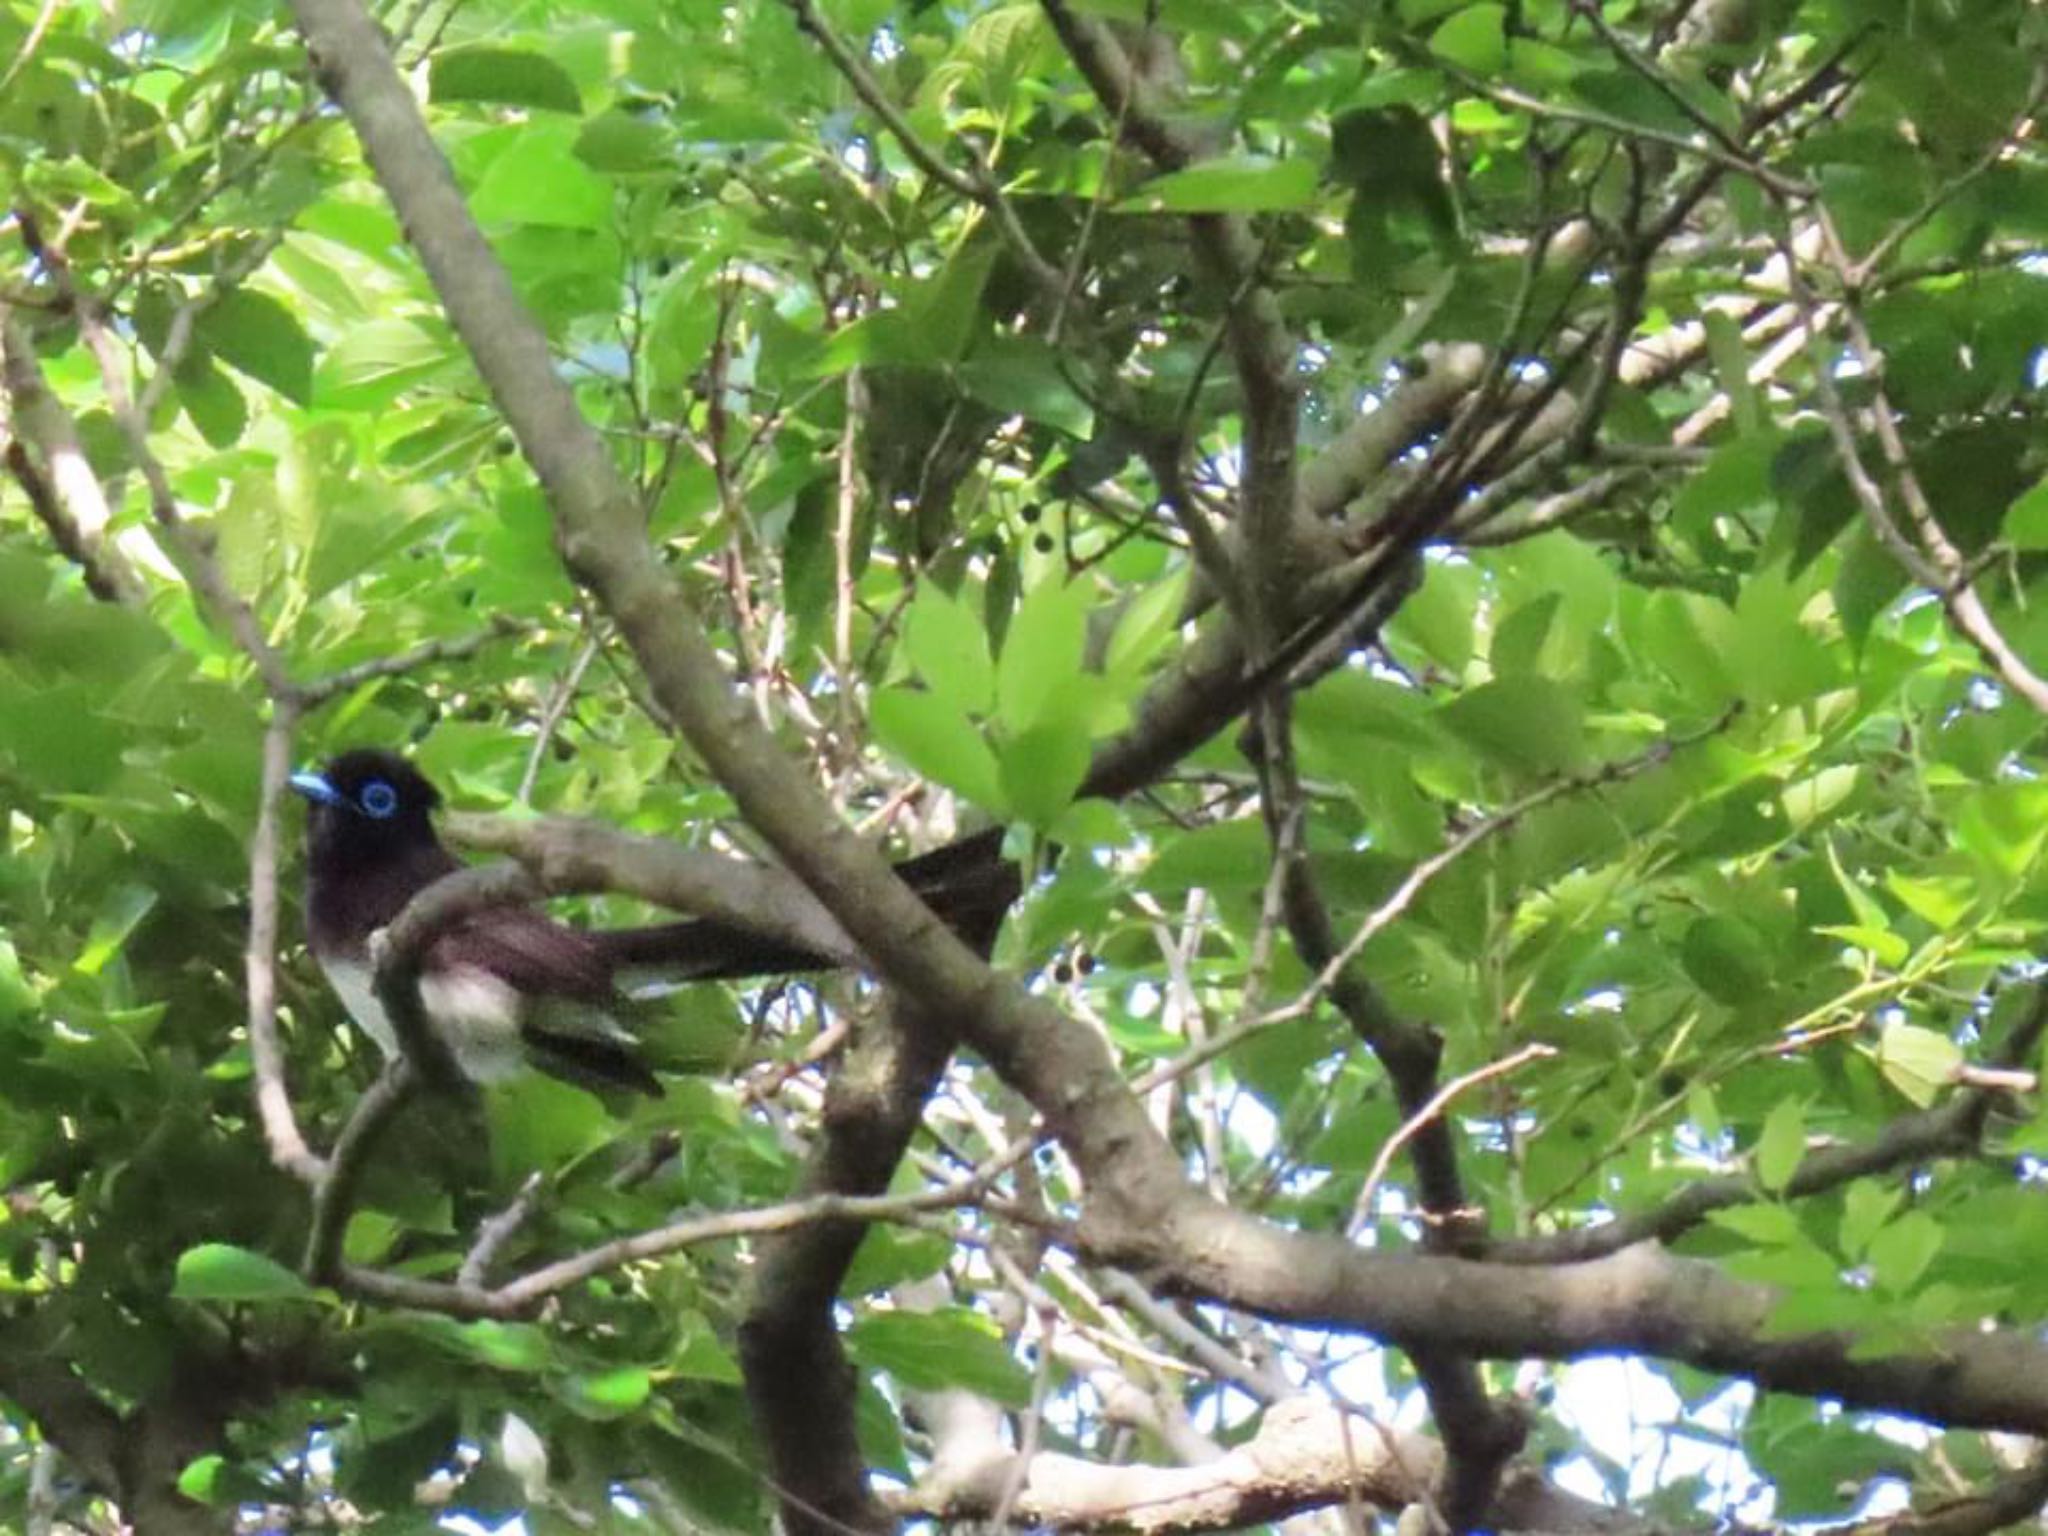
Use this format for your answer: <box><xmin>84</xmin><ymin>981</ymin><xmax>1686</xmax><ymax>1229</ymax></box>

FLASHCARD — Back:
<box><xmin>291</xmin><ymin>748</ymin><xmax>664</xmax><ymax>1098</ymax></box>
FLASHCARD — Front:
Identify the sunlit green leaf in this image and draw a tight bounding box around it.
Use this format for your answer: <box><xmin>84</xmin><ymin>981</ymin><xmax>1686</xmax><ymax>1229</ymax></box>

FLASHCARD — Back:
<box><xmin>172</xmin><ymin>1244</ymin><xmax>314</xmax><ymax>1304</ymax></box>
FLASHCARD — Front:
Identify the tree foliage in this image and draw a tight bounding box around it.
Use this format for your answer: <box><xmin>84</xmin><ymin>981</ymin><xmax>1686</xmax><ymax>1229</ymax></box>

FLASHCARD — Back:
<box><xmin>1</xmin><ymin>0</ymin><xmax>2046</xmax><ymax>1530</ymax></box>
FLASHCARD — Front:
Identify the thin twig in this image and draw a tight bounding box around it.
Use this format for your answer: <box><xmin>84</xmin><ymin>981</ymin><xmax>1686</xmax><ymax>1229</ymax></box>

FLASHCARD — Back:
<box><xmin>779</xmin><ymin>0</ymin><xmax>1064</xmax><ymax>301</ymax></box>
<box><xmin>248</xmin><ymin>708</ymin><xmax>325</xmax><ymax>1184</ymax></box>
<box><xmin>1270</xmin><ymin>707</ymin><xmax>1740</xmax><ymax>1032</ymax></box>
<box><xmin>459</xmin><ymin>1173</ymin><xmax>546</xmax><ymax>1289</ymax></box>
<box><xmin>1351</xmin><ymin>1044</ymin><xmax>1558</xmax><ymax>1233</ymax></box>
<box><xmin>517</xmin><ymin>633</ymin><xmax>598</xmax><ymax>803</ymax></box>
<box><xmin>296</xmin><ymin>614</ymin><xmax>525</xmax><ymax>707</ymax></box>
<box><xmin>338</xmin><ymin>1167</ymin><xmax>1016</xmax><ymax>1319</ymax></box>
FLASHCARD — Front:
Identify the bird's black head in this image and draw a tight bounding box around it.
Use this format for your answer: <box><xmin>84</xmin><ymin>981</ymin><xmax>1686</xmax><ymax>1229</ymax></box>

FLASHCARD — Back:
<box><xmin>290</xmin><ymin>748</ymin><xmax>444</xmax><ymax>873</ymax></box>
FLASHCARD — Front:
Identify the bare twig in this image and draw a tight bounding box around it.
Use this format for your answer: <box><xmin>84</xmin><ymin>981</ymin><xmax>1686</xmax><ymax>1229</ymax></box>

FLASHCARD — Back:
<box><xmin>0</xmin><ymin>309</ymin><xmax>144</xmax><ymax>603</ymax></box>
<box><xmin>1774</xmin><ymin>216</ymin><xmax>2048</xmax><ymax>717</ymax></box>
<box><xmin>780</xmin><ymin>0</ymin><xmax>1064</xmax><ymax>301</ymax></box>
<box><xmin>459</xmin><ymin>1172</ymin><xmax>545</xmax><ymax>1289</ymax></box>
<box><xmin>517</xmin><ymin>634</ymin><xmax>599</xmax><ymax>804</ymax></box>
<box><xmin>1269</xmin><ymin>709</ymin><xmax>1739</xmax><ymax>1033</ymax></box>
<box><xmin>248</xmin><ymin>709</ymin><xmax>325</xmax><ymax>1184</ymax></box>
<box><xmin>296</xmin><ymin>614</ymin><xmax>525</xmax><ymax>707</ymax></box>
<box><xmin>338</xmin><ymin>1169</ymin><xmax>1008</xmax><ymax>1319</ymax></box>
<box><xmin>1351</xmin><ymin>1045</ymin><xmax>1559</xmax><ymax>1232</ymax></box>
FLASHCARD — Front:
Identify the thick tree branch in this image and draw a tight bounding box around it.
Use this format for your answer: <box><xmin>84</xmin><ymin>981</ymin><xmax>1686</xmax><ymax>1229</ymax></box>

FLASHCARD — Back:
<box><xmin>896</xmin><ymin>1396</ymin><xmax>1639</xmax><ymax>1536</ymax></box>
<box><xmin>739</xmin><ymin>1003</ymin><xmax>955</xmax><ymax>1536</ymax></box>
<box><xmin>441</xmin><ymin>808</ymin><xmax>861</xmax><ymax>969</ymax></box>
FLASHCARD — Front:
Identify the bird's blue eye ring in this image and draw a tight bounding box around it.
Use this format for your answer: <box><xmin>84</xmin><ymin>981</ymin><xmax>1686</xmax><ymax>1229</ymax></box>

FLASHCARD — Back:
<box><xmin>358</xmin><ymin>780</ymin><xmax>400</xmax><ymax>819</ymax></box>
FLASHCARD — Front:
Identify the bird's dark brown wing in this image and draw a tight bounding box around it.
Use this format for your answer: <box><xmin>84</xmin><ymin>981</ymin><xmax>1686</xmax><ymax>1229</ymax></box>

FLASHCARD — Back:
<box><xmin>430</xmin><ymin>907</ymin><xmax>662</xmax><ymax>1096</ymax></box>
<box><xmin>429</xmin><ymin>905</ymin><xmax>620</xmax><ymax>1005</ymax></box>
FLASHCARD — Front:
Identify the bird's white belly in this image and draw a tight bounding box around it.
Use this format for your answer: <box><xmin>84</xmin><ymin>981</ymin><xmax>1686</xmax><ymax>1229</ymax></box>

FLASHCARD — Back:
<box><xmin>317</xmin><ymin>957</ymin><xmax>526</xmax><ymax>1082</ymax></box>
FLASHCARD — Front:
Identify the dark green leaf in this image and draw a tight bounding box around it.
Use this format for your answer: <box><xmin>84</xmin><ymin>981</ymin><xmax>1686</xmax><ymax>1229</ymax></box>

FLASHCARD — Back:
<box><xmin>197</xmin><ymin>288</ymin><xmax>316</xmax><ymax>405</ymax></box>
<box><xmin>848</xmin><ymin>1308</ymin><xmax>1032</xmax><ymax>1406</ymax></box>
<box><xmin>1117</xmin><ymin>156</ymin><xmax>1320</xmax><ymax>213</ymax></box>
<box><xmin>430</xmin><ymin>47</ymin><xmax>583</xmax><ymax>115</ymax></box>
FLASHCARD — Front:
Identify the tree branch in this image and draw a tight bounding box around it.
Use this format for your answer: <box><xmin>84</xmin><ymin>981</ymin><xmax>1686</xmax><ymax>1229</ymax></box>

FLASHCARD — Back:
<box><xmin>248</xmin><ymin>708</ymin><xmax>325</xmax><ymax>1185</ymax></box>
<box><xmin>0</xmin><ymin>306</ymin><xmax>144</xmax><ymax>604</ymax></box>
<box><xmin>895</xmin><ymin>1396</ymin><xmax>1640</xmax><ymax>1536</ymax></box>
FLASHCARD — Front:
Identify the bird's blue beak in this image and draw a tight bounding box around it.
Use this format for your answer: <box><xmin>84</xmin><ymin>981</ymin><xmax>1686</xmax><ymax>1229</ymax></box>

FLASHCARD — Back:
<box><xmin>289</xmin><ymin>770</ymin><xmax>345</xmax><ymax>808</ymax></box>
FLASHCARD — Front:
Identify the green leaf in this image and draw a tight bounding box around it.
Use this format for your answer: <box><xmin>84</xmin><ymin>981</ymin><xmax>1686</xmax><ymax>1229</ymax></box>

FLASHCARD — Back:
<box><xmin>556</xmin><ymin>1365</ymin><xmax>652</xmax><ymax>1420</ymax></box>
<box><xmin>843</xmin><ymin>1228</ymin><xmax>950</xmax><ymax>1295</ymax></box>
<box><xmin>2003</xmin><ymin>477</ymin><xmax>2048</xmax><ymax>548</ymax></box>
<box><xmin>1105</xmin><ymin>569</ymin><xmax>1190</xmax><ymax>677</ymax></box>
<box><xmin>1681</xmin><ymin>914</ymin><xmax>1774</xmax><ymax>1005</ymax></box>
<box><xmin>905</xmin><ymin>582</ymin><xmax>995</xmax><ymax>716</ymax></box>
<box><xmin>999</xmin><ymin>718</ymin><xmax>1092</xmax><ymax>827</ymax></box>
<box><xmin>848</xmin><ymin>1308</ymin><xmax>1032</xmax><ymax>1406</ymax></box>
<box><xmin>1754</xmin><ymin>1098</ymin><xmax>1807</xmax><ymax>1193</ymax></box>
<box><xmin>575</xmin><ymin>109</ymin><xmax>675</xmax><ymax>173</ymax></box>
<box><xmin>1875</xmin><ymin>1022</ymin><xmax>1960</xmax><ymax>1108</ymax></box>
<box><xmin>175</xmin><ymin>353</ymin><xmax>247</xmax><ymax>447</ymax></box>
<box><xmin>172</xmin><ymin>1243</ymin><xmax>313</xmax><ymax>1303</ymax></box>
<box><xmin>316</xmin><ymin>318</ymin><xmax>457</xmax><ymax>408</ymax></box>
<box><xmin>911</xmin><ymin>242</ymin><xmax>1001</xmax><ymax>364</ymax></box>
<box><xmin>1572</xmin><ymin>67</ymin><xmax>1697</xmax><ymax>136</ymax></box>
<box><xmin>197</xmin><ymin>288</ymin><xmax>315</xmax><ymax>405</ymax></box>
<box><xmin>74</xmin><ymin>883</ymin><xmax>158</xmax><ymax>975</ymax></box>
<box><xmin>173</xmin><ymin>1452</ymin><xmax>266</xmax><ymax>1506</ymax></box>
<box><xmin>472</xmin><ymin>122</ymin><xmax>612</xmax><ymax>229</ymax></box>
<box><xmin>1144</xmin><ymin>817</ymin><xmax>1272</xmax><ymax>895</ymax></box>
<box><xmin>1430</xmin><ymin>5</ymin><xmax>1508</xmax><ymax>74</ymax></box>
<box><xmin>1708</xmin><ymin>1203</ymin><xmax>1804</xmax><ymax>1246</ymax></box>
<box><xmin>1955</xmin><ymin>781</ymin><xmax>2048</xmax><ymax>881</ymax></box>
<box><xmin>958</xmin><ymin>337</ymin><xmax>1095</xmax><ymax>436</ymax></box>
<box><xmin>430</xmin><ymin>47</ymin><xmax>583</xmax><ymax>115</ymax></box>
<box><xmin>1840</xmin><ymin>1181</ymin><xmax>1904</xmax><ymax>1260</ymax></box>
<box><xmin>1883</xmin><ymin>871</ymin><xmax>1975</xmax><ymax>930</ymax></box>
<box><xmin>1435</xmin><ymin>677</ymin><xmax>1588</xmax><ymax>775</ymax></box>
<box><xmin>996</xmin><ymin>578</ymin><xmax>1091</xmax><ymax>734</ymax></box>
<box><xmin>177</xmin><ymin>1455</ymin><xmax>227</xmax><ymax>1504</ymax></box>
<box><xmin>1866</xmin><ymin>1210</ymin><xmax>1942</xmax><ymax>1293</ymax></box>
<box><xmin>396</xmin><ymin>1314</ymin><xmax>555</xmax><ymax>1372</ymax></box>
<box><xmin>870</xmin><ymin>688</ymin><xmax>1004</xmax><ymax>809</ymax></box>
<box><xmin>1704</xmin><ymin>310</ymin><xmax>1762</xmax><ymax>437</ymax></box>
<box><xmin>1781</xmin><ymin>765</ymin><xmax>1859</xmax><ymax>833</ymax></box>
<box><xmin>1116</xmin><ymin>155</ymin><xmax>1320</xmax><ymax>213</ymax></box>
<box><xmin>488</xmin><ymin>1072</ymin><xmax>611</xmax><ymax>1177</ymax></box>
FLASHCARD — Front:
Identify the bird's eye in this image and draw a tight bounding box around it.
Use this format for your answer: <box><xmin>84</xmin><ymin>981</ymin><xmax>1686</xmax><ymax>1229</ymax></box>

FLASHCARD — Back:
<box><xmin>358</xmin><ymin>780</ymin><xmax>400</xmax><ymax>819</ymax></box>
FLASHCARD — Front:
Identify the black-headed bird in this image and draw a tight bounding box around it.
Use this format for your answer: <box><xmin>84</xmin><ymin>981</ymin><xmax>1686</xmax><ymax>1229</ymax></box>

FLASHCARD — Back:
<box><xmin>291</xmin><ymin>748</ymin><xmax>663</xmax><ymax>1097</ymax></box>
